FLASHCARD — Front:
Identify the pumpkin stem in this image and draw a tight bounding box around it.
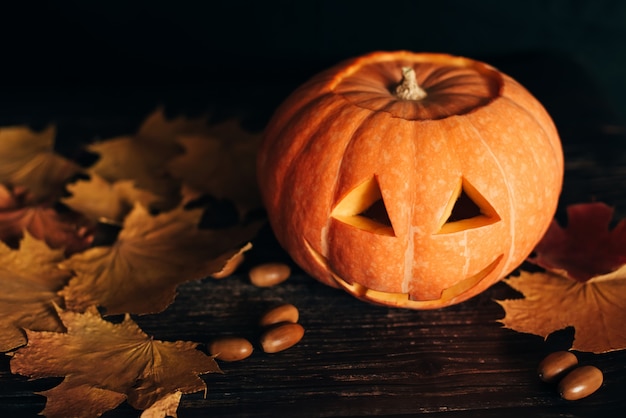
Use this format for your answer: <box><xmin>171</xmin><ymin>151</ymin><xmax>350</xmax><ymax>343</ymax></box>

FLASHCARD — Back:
<box><xmin>395</xmin><ymin>67</ymin><xmax>427</xmax><ymax>101</ymax></box>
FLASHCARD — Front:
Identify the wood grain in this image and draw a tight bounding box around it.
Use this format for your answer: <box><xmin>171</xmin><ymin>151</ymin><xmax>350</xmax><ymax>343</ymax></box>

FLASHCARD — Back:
<box><xmin>1</xmin><ymin>53</ymin><xmax>625</xmax><ymax>418</ymax></box>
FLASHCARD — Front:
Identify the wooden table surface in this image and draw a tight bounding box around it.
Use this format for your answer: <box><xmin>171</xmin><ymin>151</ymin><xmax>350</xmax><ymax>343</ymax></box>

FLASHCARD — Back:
<box><xmin>1</xmin><ymin>52</ymin><xmax>625</xmax><ymax>418</ymax></box>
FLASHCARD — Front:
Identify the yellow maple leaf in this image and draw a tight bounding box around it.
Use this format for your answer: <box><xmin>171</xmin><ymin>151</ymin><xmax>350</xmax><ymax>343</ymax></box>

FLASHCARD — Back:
<box><xmin>63</xmin><ymin>172</ymin><xmax>163</xmax><ymax>223</ymax></box>
<box><xmin>0</xmin><ymin>233</ymin><xmax>71</xmax><ymax>352</ymax></box>
<box><xmin>167</xmin><ymin>119</ymin><xmax>263</xmax><ymax>214</ymax></box>
<box><xmin>9</xmin><ymin>306</ymin><xmax>221</xmax><ymax>418</ymax></box>
<box><xmin>140</xmin><ymin>391</ymin><xmax>182</xmax><ymax>418</ymax></box>
<box><xmin>497</xmin><ymin>270</ymin><xmax>626</xmax><ymax>353</ymax></box>
<box><xmin>59</xmin><ymin>203</ymin><xmax>256</xmax><ymax>315</ymax></box>
<box><xmin>86</xmin><ymin>109</ymin><xmax>211</xmax><ymax>210</ymax></box>
<box><xmin>0</xmin><ymin>125</ymin><xmax>80</xmax><ymax>203</ymax></box>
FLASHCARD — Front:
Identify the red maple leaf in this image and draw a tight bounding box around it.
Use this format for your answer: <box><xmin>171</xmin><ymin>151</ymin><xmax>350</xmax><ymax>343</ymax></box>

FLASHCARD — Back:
<box><xmin>528</xmin><ymin>202</ymin><xmax>626</xmax><ymax>282</ymax></box>
<box><xmin>0</xmin><ymin>184</ymin><xmax>93</xmax><ymax>254</ymax></box>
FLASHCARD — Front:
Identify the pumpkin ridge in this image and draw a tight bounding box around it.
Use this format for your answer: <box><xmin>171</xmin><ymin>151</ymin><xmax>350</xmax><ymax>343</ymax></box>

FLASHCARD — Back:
<box><xmin>340</xmin><ymin>92</ymin><xmax>498</xmax><ymax>121</ymax></box>
<box><xmin>419</xmin><ymin>65</ymin><xmax>452</xmax><ymax>87</ymax></box>
<box><xmin>402</xmin><ymin>121</ymin><xmax>419</xmax><ymax>294</ymax></box>
<box><xmin>329</xmin><ymin>102</ymin><xmax>399</xmax><ymax>220</ymax></box>
<box><xmin>500</xmin><ymin>75</ymin><xmax>563</xmax><ymax>170</ymax></box>
<box><xmin>438</xmin><ymin>91</ymin><xmax>496</xmax><ymax>99</ymax></box>
<box><xmin>428</xmin><ymin>101</ymin><xmax>456</xmax><ymax>120</ymax></box>
<box><xmin>429</xmin><ymin>94</ymin><xmax>495</xmax><ymax>119</ymax></box>
<box><xmin>325</xmin><ymin>107</ymin><xmax>409</xmax><ymax>291</ymax></box>
<box><xmin>266</xmin><ymin>96</ymin><xmax>363</xmax><ymax>266</ymax></box>
<box><xmin>264</xmin><ymin>93</ymin><xmax>338</xmax><ymax>155</ymax></box>
<box><xmin>272</xmin><ymin>94</ymin><xmax>350</xmax><ymax>179</ymax></box>
<box><xmin>259</xmin><ymin>93</ymin><xmax>343</xmax><ymax>208</ymax></box>
<box><xmin>466</xmin><ymin>118</ymin><xmax>517</xmax><ymax>275</ymax></box>
<box><xmin>499</xmin><ymin>93</ymin><xmax>563</xmax><ymax>174</ymax></box>
<box><xmin>315</xmin><ymin>105</ymin><xmax>383</xmax><ymax>259</ymax></box>
<box><xmin>341</xmin><ymin>94</ymin><xmax>395</xmax><ymax>113</ymax></box>
<box><xmin>427</xmin><ymin>75</ymin><xmax>495</xmax><ymax>93</ymax></box>
<box><xmin>262</xmin><ymin>89</ymin><xmax>334</xmax><ymax>148</ymax></box>
<box><xmin>502</xmin><ymin>97</ymin><xmax>563</xmax><ymax>260</ymax></box>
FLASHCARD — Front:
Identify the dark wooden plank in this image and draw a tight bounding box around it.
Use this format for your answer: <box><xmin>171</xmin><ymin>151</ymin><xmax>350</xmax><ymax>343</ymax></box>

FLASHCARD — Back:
<box><xmin>1</xmin><ymin>53</ymin><xmax>625</xmax><ymax>418</ymax></box>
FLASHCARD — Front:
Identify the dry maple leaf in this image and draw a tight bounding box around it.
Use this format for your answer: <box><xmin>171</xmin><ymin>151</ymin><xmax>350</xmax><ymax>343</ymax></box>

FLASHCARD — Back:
<box><xmin>86</xmin><ymin>109</ymin><xmax>211</xmax><ymax>210</ymax></box>
<box><xmin>0</xmin><ymin>184</ymin><xmax>93</xmax><ymax>254</ymax></box>
<box><xmin>497</xmin><ymin>270</ymin><xmax>626</xmax><ymax>353</ymax></box>
<box><xmin>59</xmin><ymin>203</ymin><xmax>256</xmax><ymax>315</ymax></box>
<box><xmin>140</xmin><ymin>391</ymin><xmax>182</xmax><ymax>418</ymax></box>
<box><xmin>63</xmin><ymin>172</ymin><xmax>163</xmax><ymax>223</ymax></box>
<box><xmin>0</xmin><ymin>124</ymin><xmax>80</xmax><ymax>203</ymax></box>
<box><xmin>0</xmin><ymin>233</ymin><xmax>71</xmax><ymax>352</ymax></box>
<box><xmin>10</xmin><ymin>306</ymin><xmax>221</xmax><ymax>418</ymax></box>
<box><xmin>167</xmin><ymin>119</ymin><xmax>263</xmax><ymax>213</ymax></box>
<box><xmin>528</xmin><ymin>202</ymin><xmax>626</xmax><ymax>282</ymax></box>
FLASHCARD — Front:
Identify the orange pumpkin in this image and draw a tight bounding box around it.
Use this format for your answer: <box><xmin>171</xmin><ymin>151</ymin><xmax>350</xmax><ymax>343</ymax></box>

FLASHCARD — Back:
<box><xmin>257</xmin><ymin>51</ymin><xmax>563</xmax><ymax>309</ymax></box>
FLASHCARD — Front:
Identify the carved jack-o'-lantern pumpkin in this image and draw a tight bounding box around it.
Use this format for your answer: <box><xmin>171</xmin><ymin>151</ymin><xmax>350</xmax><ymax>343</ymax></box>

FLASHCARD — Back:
<box><xmin>257</xmin><ymin>51</ymin><xmax>563</xmax><ymax>309</ymax></box>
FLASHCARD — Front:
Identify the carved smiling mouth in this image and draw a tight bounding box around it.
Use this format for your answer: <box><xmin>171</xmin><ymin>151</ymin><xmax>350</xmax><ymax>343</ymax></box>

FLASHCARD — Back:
<box><xmin>304</xmin><ymin>239</ymin><xmax>502</xmax><ymax>309</ymax></box>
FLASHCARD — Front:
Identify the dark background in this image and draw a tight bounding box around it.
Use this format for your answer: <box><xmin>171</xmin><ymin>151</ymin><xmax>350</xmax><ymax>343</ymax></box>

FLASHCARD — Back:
<box><xmin>2</xmin><ymin>0</ymin><xmax>626</xmax><ymax>122</ymax></box>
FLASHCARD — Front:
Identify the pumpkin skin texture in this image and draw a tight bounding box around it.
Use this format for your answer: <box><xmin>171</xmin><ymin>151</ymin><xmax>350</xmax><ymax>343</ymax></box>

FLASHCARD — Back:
<box><xmin>257</xmin><ymin>51</ymin><xmax>563</xmax><ymax>309</ymax></box>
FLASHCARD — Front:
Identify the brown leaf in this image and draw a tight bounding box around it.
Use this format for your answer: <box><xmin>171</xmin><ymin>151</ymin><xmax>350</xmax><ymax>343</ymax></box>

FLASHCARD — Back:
<box><xmin>167</xmin><ymin>119</ymin><xmax>263</xmax><ymax>213</ymax></box>
<box><xmin>63</xmin><ymin>172</ymin><xmax>163</xmax><ymax>223</ymax></box>
<box><xmin>497</xmin><ymin>270</ymin><xmax>626</xmax><ymax>353</ymax></box>
<box><xmin>528</xmin><ymin>202</ymin><xmax>626</xmax><ymax>282</ymax></box>
<box><xmin>59</xmin><ymin>203</ymin><xmax>256</xmax><ymax>315</ymax></box>
<box><xmin>0</xmin><ymin>125</ymin><xmax>80</xmax><ymax>203</ymax></box>
<box><xmin>0</xmin><ymin>184</ymin><xmax>93</xmax><ymax>254</ymax></box>
<box><xmin>37</xmin><ymin>384</ymin><xmax>127</xmax><ymax>418</ymax></box>
<box><xmin>10</xmin><ymin>306</ymin><xmax>221</xmax><ymax>418</ymax></box>
<box><xmin>86</xmin><ymin>109</ymin><xmax>211</xmax><ymax>210</ymax></box>
<box><xmin>0</xmin><ymin>233</ymin><xmax>70</xmax><ymax>352</ymax></box>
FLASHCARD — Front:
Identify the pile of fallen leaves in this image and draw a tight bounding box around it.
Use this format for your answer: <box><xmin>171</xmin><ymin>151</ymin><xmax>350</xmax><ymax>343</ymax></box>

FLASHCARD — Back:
<box><xmin>0</xmin><ymin>109</ymin><xmax>263</xmax><ymax>417</ymax></box>
<box><xmin>497</xmin><ymin>202</ymin><xmax>626</xmax><ymax>354</ymax></box>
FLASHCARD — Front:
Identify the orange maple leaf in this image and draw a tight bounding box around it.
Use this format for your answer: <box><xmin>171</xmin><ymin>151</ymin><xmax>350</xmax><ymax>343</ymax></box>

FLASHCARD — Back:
<box><xmin>59</xmin><ymin>203</ymin><xmax>256</xmax><ymax>315</ymax></box>
<box><xmin>0</xmin><ymin>125</ymin><xmax>80</xmax><ymax>203</ymax></box>
<box><xmin>167</xmin><ymin>119</ymin><xmax>263</xmax><ymax>213</ymax></box>
<box><xmin>497</xmin><ymin>270</ymin><xmax>626</xmax><ymax>353</ymax></box>
<box><xmin>9</xmin><ymin>306</ymin><xmax>221</xmax><ymax>418</ymax></box>
<box><xmin>0</xmin><ymin>233</ymin><xmax>71</xmax><ymax>352</ymax></box>
<box><xmin>0</xmin><ymin>184</ymin><xmax>93</xmax><ymax>254</ymax></box>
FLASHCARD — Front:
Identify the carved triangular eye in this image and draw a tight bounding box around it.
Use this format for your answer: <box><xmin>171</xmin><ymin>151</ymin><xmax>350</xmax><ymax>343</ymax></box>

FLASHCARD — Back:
<box><xmin>331</xmin><ymin>176</ymin><xmax>395</xmax><ymax>236</ymax></box>
<box><xmin>437</xmin><ymin>178</ymin><xmax>500</xmax><ymax>234</ymax></box>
